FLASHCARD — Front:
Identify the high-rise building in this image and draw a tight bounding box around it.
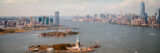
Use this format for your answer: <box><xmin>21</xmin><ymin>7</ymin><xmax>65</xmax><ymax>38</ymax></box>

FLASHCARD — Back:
<box><xmin>38</xmin><ymin>17</ymin><xmax>42</xmax><ymax>23</ymax></box>
<box><xmin>144</xmin><ymin>13</ymin><xmax>148</xmax><ymax>24</ymax></box>
<box><xmin>86</xmin><ymin>15</ymin><xmax>90</xmax><ymax>19</ymax></box>
<box><xmin>42</xmin><ymin>16</ymin><xmax>46</xmax><ymax>25</ymax></box>
<box><xmin>140</xmin><ymin>0</ymin><xmax>148</xmax><ymax>24</ymax></box>
<box><xmin>46</xmin><ymin>17</ymin><xmax>49</xmax><ymax>25</ymax></box>
<box><xmin>41</xmin><ymin>16</ymin><xmax>50</xmax><ymax>25</ymax></box>
<box><xmin>4</xmin><ymin>20</ymin><xmax>7</xmax><ymax>27</ymax></box>
<box><xmin>50</xmin><ymin>17</ymin><xmax>54</xmax><ymax>24</ymax></box>
<box><xmin>158</xmin><ymin>9</ymin><xmax>160</xmax><ymax>24</ymax></box>
<box><xmin>100</xmin><ymin>13</ymin><xmax>106</xmax><ymax>18</ymax></box>
<box><xmin>140</xmin><ymin>0</ymin><xmax>145</xmax><ymax>17</ymax></box>
<box><xmin>30</xmin><ymin>17</ymin><xmax>33</xmax><ymax>26</ymax></box>
<box><xmin>155</xmin><ymin>13</ymin><xmax>157</xmax><ymax>24</ymax></box>
<box><xmin>55</xmin><ymin>11</ymin><xmax>59</xmax><ymax>26</ymax></box>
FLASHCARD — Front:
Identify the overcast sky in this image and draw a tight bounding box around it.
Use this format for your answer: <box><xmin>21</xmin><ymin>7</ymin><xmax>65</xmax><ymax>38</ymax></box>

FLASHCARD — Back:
<box><xmin>0</xmin><ymin>0</ymin><xmax>160</xmax><ymax>16</ymax></box>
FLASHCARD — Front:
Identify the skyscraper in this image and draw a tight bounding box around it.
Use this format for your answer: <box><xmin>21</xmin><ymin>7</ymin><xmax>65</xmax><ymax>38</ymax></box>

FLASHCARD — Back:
<box><xmin>46</xmin><ymin>17</ymin><xmax>49</xmax><ymax>25</ymax></box>
<box><xmin>4</xmin><ymin>20</ymin><xmax>7</xmax><ymax>27</ymax></box>
<box><xmin>42</xmin><ymin>16</ymin><xmax>46</xmax><ymax>25</ymax></box>
<box><xmin>41</xmin><ymin>16</ymin><xmax>50</xmax><ymax>25</ymax></box>
<box><xmin>158</xmin><ymin>8</ymin><xmax>160</xmax><ymax>25</ymax></box>
<box><xmin>155</xmin><ymin>13</ymin><xmax>157</xmax><ymax>24</ymax></box>
<box><xmin>144</xmin><ymin>13</ymin><xmax>148</xmax><ymax>24</ymax></box>
<box><xmin>140</xmin><ymin>0</ymin><xmax>148</xmax><ymax>24</ymax></box>
<box><xmin>140</xmin><ymin>0</ymin><xmax>145</xmax><ymax>17</ymax></box>
<box><xmin>30</xmin><ymin>17</ymin><xmax>33</xmax><ymax>26</ymax></box>
<box><xmin>55</xmin><ymin>11</ymin><xmax>59</xmax><ymax>26</ymax></box>
<box><xmin>50</xmin><ymin>17</ymin><xmax>53</xmax><ymax>24</ymax></box>
<box><xmin>38</xmin><ymin>17</ymin><xmax>42</xmax><ymax>23</ymax></box>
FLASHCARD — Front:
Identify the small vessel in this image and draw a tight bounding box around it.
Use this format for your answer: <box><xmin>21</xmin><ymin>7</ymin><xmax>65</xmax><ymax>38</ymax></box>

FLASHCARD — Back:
<box><xmin>92</xmin><ymin>44</ymin><xmax>101</xmax><ymax>48</ymax></box>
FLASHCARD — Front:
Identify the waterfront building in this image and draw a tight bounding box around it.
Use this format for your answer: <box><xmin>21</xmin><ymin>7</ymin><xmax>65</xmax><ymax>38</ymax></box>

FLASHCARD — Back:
<box><xmin>144</xmin><ymin>13</ymin><xmax>148</xmax><ymax>24</ymax></box>
<box><xmin>41</xmin><ymin>16</ymin><xmax>50</xmax><ymax>25</ymax></box>
<box><xmin>26</xmin><ymin>18</ymin><xmax>30</xmax><ymax>24</ymax></box>
<box><xmin>50</xmin><ymin>17</ymin><xmax>54</xmax><ymax>24</ymax></box>
<box><xmin>140</xmin><ymin>0</ymin><xmax>148</xmax><ymax>24</ymax></box>
<box><xmin>100</xmin><ymin>13</ymin><xmax>106</xmax><ymax>18</ymax></box>
<box><xmin>42</xmin><ymin>16</ymin><xmax>45</xmax><ymax>25</ymax></box>
<box><xmin>16</xmin><ymin>21</ymin><xmax>20</xmax><ymax>27</ymax></box>
<box><xmin>105</xmin><ymin>13</ymin><xmax>109</xmax><ymax>18</ymax></box>
<box><xmin>158</xmin><ymin>9</ymin><xmax>160</xmax><ymax>25</ymax></box>
<box><xmin>55</xmin><ymin>11</ymin><xmax>59</xmax><ymax>26</ymax></box>
<box><xmin>155</xmin><ymin>13</ymin><xmax>157</xmax><ymax>24</ymax></box>
<box><xmin>140</xmin><ymin>0</ymin><xmax>145</xmax><ymax>17</ymax></box>
<box><xmin>86</xmin><ymin>15</ymin><xmax>91</xmax><ymax>19</ymax></box>
<box><xmin>30</xmin><ymin>17</ymin><xmax>33</xmax><ymax>26</ymax></box>
<box><xmin>4</xmin><ymin>20</ymin><xmax>7</xmax><ymax>27</ymax></box>
<box><xmin>46</xmin><ymin>17</ymin><xmax>49</xmax><ymax>25</ymax></box>
<box><xmin>94</xmin><ymin>14</ymin><xmax>98</xmax><ymax>18</ymax></box>
<box><xmin>38</xmin><ymin>17</ymin><xmax>42</xmax><ymax>23</ymax></box>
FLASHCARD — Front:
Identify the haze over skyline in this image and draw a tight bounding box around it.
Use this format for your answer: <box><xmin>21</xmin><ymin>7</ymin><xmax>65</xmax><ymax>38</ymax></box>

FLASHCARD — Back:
<box><xmin>0</xmin><ymin>0</ymin><xmax>160</xmax><ymax>16</ymax></box>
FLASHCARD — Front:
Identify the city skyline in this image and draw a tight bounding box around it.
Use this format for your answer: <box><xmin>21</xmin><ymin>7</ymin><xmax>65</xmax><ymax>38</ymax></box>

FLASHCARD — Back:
<box><xmin>0</xmin><ymin>0</ymin><xmax>160</xmax><ymax>16</ymax></box>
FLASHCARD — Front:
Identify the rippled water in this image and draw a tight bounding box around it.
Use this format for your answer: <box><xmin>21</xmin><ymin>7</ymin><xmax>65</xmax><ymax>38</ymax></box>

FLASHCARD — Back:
<box><xmin>0</xmin><ymin>18</ymin><xmax>160</xmax><ymax>53</ymax></box>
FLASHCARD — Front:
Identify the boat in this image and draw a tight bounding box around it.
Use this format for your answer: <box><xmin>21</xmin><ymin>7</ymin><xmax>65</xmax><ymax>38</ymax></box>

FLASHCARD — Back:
<box><xmin>92</xmin><ymin>44</ymin><xmax>101</xmax><ymax>48</ymax></box>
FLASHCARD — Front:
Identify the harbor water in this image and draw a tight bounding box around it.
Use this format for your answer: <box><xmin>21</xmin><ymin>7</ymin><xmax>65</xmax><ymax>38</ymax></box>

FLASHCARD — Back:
<box><xmin>0</xmin><ymin>17</ymin><xmax>160</xmax><ymax>53</ymax></box>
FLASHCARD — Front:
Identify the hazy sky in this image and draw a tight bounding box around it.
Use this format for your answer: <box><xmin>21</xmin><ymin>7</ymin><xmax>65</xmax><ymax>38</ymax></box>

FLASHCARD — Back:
<box><xmin>0</xmin><ymin>0</ymin><xmax>160</xmax><ymax>16</ymax></box>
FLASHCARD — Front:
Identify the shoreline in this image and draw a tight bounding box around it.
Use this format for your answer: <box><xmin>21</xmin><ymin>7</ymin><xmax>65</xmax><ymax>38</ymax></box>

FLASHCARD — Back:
<box><xmin>0</xmin><ymin>27</ymin><xmax>79</xmax><ymax>35</ymax></box>
<box><xmin>110</xmin><ymin>23</ymin><xmax>160</xmax><ymax>28</ymax></box>
<box><xmin>53</xmin><ymin>49</ymin><xmax>95</xmax><ymax>52</ymax></box>
<box><xmin>0</xmin><ymin>30</ymin><xmax>30</xmax><ymax>35</ymax></box>
<box><xmin>39</xmin><ymin>31</ymin><xmax>79</xmax><ymax>37</ymax></box>
<box><xmin>28</xmin><ymin>43</ymin><xmax>97</xmax><ymax>53</ymax></box>
<box><xmin>72</xmin><ymin>21</ymin><xmax>160</xmax><ymax>28</ymax></box>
